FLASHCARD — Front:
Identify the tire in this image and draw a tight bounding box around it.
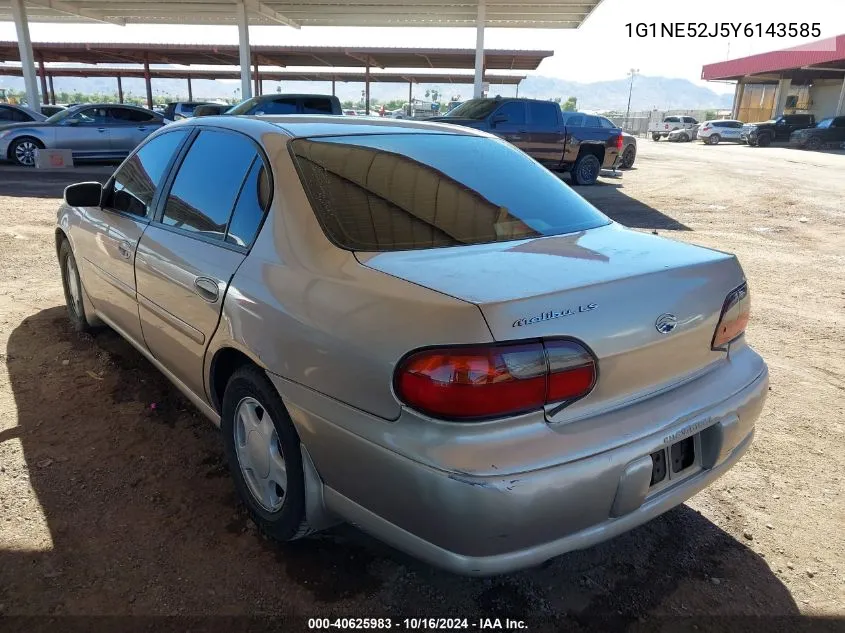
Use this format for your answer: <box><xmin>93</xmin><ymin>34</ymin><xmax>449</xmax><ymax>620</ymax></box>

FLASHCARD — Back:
<box><xmin>806</xmin><ymin>136</ymin><xmax>822</xmax><ymax>151</ymax></box>
<box><xmin>652</xmin><ymin>133</ymin><xmax>661</xmax><ymax>141</ymax></box>
<box><xmin>570</xmin><ymin>152</ymin><xmax>602</xmax><ymax>186</ymax></box>
<box><xmin>679</xmin><ymin>133</ymin><xmax>689</xmax><ymax>143</ymax></box>
<box><xmin>708</xmin><ymin>134</ymin><xmax>721</xmax><ymax>145</ymax></box>
<box><xmin>757</xmin><ymin>134</ymin><xmax>771</xmax><ymax>148</ymax></box>
<box><xmin>9</xmin><ymin>136</ymin><xmax>44</xmax><ymax>167</ymax></box>
<box><xmin>221</xmin><ymin>364</ymin><xmax>313</xmax><ymax>542</ymax></box>
<box><xmin>59</xmin><ymin>239</ymin><xmax>94</xmax><ymax>333</ymax></box>
<box><xmin>620</xmin><ymin>143</ymin><xmax>637</xmax><ymax>169</ymax></box>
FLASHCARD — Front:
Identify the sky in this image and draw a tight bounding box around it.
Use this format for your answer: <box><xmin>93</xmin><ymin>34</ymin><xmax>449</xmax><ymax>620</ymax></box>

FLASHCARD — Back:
<box><xmin>1</xmin><ymin>0</ymin><xmax>845</xmax><ymax>94</ymax></box>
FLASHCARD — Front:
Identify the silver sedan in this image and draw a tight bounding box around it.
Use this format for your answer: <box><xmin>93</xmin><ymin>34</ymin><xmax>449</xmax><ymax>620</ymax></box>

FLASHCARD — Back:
<box><xmin>0</xmin><ymin>103</ymin><xmax>164</xmax><ymax>166</ymax></box>
<box><xmin>56</xmin><ymin>115</ymin><xmax>768</xmax><ymax>575</ymax></box>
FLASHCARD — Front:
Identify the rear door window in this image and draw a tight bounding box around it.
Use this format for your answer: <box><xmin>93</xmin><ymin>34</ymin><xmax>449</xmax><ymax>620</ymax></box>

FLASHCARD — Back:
<box><xmin>107</xmin><ymin>129</ymin><xmax>189</xmax><ymax>218</ymax></box>
<box><xmin>160</xmin><ymin>129</ymin><xmax>258</xmax><ymax>242</ymax></box>
<box><xmin>664</xmin><ymin>116</ymin><xmax>680</xmax><ymax>123</ymax></box>
<box><xmin>302</xmin><ymin>98</ymin><xmax>335</xmax><ymax>114</ymax></box>
<box><xmin>291</xmin><ymin>133</ymin><xmax>610</xmax><ymax>252</ymax></box>
<box><xmin>584</xmin><ymin>115</ymin><xmax>600</xmax><ymax>127</ymax></box>
<box><xmin>598</xmin><ymin>117</ymin><xmax>616</xmax><ymax>129</ymax></box>
<box><xmin>527</xmin><ymin>102</ymin><xmax>559</xmax><ymax>128</ymax></box>
<box><xmin>564</xmin><ymin>114</ymin><xmax>585</xmax><ymax>127</ymax></box>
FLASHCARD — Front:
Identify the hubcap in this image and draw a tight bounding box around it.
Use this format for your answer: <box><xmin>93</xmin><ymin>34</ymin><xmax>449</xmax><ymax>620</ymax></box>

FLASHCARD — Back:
<box><xmin>66</xmin><ymin>256</ymin><xmax>82</xmax><ymax>318</ymax></box>
<box><xmin>580</xmin><ymin>158</ymin><xmax>599</xmax><ymax>182</ymax></box>
<box><xmin>14</xmin><ymin>141</ymin><xmax>37</xmax><ymax>166</ymax></box>
<box><xmin>234</xmin><ymin>396</ymin><xmax>286</xmax><ymax>512</ymax></box>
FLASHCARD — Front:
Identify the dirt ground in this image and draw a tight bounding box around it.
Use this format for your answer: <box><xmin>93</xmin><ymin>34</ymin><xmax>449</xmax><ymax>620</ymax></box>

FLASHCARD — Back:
<box><xmin>0</xmin><ymin>142</ymin><xmax>843</xmax><ymax>632</ymax></box>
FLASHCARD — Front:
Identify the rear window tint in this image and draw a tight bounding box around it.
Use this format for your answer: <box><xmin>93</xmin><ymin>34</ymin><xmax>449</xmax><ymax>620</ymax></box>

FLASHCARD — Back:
<box><xmin>290</xmin><ymin>134</ymin><xmax>610</xmax><ymax>252</ymax></box>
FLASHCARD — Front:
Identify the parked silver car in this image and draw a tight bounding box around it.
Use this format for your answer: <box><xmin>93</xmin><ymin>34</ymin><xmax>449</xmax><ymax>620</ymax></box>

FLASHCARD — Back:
<box><xmin>0</xmin><ymin>103</ymin><xmax>164</xmax><ymax>166</ymax></box>
<box><xmin>0</xmin><ymin>103</ymin><xmax>47</xmax><ymax>125</ymax></box>
<box><xmin>56</xmin><ymin>116</ymin><xmax>768</xmax><ymax>576</ymax></box>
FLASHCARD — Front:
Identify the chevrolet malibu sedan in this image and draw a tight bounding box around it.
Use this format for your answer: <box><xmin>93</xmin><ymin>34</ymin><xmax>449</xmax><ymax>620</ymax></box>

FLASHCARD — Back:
<box><xmin>1</xmin><ymin>103</ymin><xmax>164</xmax><ymax>166</ymax></box>
<box><xmin>56</xmin><ymin>116</ymin><xmax>768</xmax><ymax>575</ymax></box>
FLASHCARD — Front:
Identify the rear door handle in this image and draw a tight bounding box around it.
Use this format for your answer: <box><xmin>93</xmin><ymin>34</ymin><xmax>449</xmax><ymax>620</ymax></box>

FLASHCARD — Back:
<box><xmin>194</xmin><ymin>277</ymin><xmax>220</xmax><ymax>303</ymax></box>
<box><xmin>97</xmin><ymin>127</ymin><xmax>107</xmax><ymax>133</ymax></box>
<box><xmin>137</xmin><ymin>127</ymin><xmax>148</xmax><ymax>131</ymax></box>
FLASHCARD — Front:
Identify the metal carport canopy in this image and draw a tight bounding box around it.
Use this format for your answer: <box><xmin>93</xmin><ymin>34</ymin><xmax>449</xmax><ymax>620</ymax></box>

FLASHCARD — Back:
<box><xmin>4</xmin><ymin>0</ymin><xmax>605</xmax><ymax>110</ymax></box>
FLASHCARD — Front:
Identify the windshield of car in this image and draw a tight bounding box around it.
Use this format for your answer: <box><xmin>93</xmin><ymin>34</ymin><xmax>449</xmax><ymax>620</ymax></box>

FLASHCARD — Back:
<box><xmin>815</xmin><ymin>118</ymin><xmax>833</xmax><ymax>129</ymax></box>
<box><xmin>225</xmin><ymin>98</ymin><xmax>261</xmax><ymax>115</ymax></box>
<box><xmin>291</xmin><ymin>133</ymin><xmax>611</xmax><ymax>252</ymax></box>
<box><xmin>444</xmin><ymin>99</ymin><xmax>499</xmax><ymax>119</ymax></box>
<box><xmin>45</xmin><ymin>106</ymin><xmax>83</xmax><ymax>124</ymax></box>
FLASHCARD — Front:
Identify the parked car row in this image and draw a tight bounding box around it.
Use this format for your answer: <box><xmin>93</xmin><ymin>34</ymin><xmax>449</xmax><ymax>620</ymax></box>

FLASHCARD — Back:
<box><xmin>649</xmin><ymin>112</ymin><xmax>841</xmax><ymax>151</ymax></box>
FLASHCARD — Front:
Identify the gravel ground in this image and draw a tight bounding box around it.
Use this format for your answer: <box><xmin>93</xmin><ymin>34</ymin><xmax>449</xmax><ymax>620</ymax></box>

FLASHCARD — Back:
<box><xmin>0</xmin><ymin>143</ymin><xmax>843</xmax><ymax>632</ymax></box>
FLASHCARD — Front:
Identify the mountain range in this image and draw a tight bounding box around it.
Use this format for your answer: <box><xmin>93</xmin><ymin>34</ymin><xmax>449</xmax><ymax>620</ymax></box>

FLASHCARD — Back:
<box><xmin>0</xmin><ymin>72</ymin><xmax>733</xmax><ymax>111</ymax></box>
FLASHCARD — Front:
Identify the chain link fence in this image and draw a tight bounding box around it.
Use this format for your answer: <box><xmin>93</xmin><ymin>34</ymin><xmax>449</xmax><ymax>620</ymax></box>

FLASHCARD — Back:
<box><xmin>606</xmin><ymin>109</ymin><xmax>724</xmax><ymax>137</ymax></box>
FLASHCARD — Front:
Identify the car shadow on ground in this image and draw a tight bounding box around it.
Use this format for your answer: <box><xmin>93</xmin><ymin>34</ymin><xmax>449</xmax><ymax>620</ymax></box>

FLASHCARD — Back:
<box><xmin>579</xmin><ymin>182</ymin><xmax>692</xmax><ymax>232</ymax></box>
<box><xmin>0</xmin><ymin>306</ymin><xmax>808</xmax><ymax>630</ymax></box>
<box><xmin>0</xmin><ymin>165</ymin><xmax>114</xmax><ymax>199</ymax></box>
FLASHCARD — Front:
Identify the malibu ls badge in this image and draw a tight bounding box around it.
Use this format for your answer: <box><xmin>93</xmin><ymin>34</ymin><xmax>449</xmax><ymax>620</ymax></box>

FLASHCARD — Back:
<box><xmin>513</xmin><ymin>303</ymin><xmax>598</xmax><ymax>328</ymax></box>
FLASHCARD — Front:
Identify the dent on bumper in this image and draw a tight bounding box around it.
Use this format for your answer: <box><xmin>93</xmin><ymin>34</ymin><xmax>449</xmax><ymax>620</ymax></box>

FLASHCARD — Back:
<box><xmin>273</xmin><ymin>351</ymin><xmax>768</xmax><ymax>576</ymax></box>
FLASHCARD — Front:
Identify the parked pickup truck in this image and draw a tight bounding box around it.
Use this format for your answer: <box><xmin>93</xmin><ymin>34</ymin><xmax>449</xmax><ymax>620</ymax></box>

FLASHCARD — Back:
<box><xmin>430</xmin><ymin>97</ymin><xmax>623</xmax><ymax>185</ymax></box>
<box><xmin>741</xmin><ymin>113</ymin><xmax>816</xmax><ymax>147</ymax></box>
<box><xmin>649</xmin><ymin>115</ymin><xmax>698</xmax><ymax>141</ymax></box>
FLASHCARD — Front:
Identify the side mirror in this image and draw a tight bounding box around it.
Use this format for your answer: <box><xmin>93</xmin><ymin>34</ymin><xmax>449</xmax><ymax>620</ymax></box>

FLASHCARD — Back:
<box><xmin>492</xmin><ymin>113</ymin><xmax>508</xmax><ymax>125</ymax></box>
<box><xmin>64</xmin><ymin>182</ymin><xmax>103</xmax><ymax>207</ymax></box>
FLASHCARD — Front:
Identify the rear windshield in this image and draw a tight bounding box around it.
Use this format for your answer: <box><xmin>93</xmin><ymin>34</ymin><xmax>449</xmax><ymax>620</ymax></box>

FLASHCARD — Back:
<box><xmin>290</xmin><ymin>133</ymin><xmax>610</xmax><ymax>252</ymax></box>
<box><xmin>444</xmin><ymin>99</ymin><xmax>499</xmax><ymax>120</ymax></box>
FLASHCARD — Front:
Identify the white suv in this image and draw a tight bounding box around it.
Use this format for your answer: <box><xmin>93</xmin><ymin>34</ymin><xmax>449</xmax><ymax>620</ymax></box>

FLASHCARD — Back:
<box><xmin>697</xmin><ymin>120</ymin><xmax>745</xmax><ymax>145</ymax></box>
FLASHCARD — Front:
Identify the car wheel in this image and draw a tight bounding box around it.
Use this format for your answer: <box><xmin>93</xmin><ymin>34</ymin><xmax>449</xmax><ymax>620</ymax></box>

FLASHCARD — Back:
<box><xmin>757</xmin><ymin>134</ymin><xmax>771</xmax><ymax>148</ymax></box>
<box><xmin>679</xmin><ymin>133</ymin><xmax>689</xmax><ymax>142</ymax></box>
<box><xmin>10</xmin><ymin>136</ymin><xmax>44</xmax><ymax>167</ymax></box>
<box><xmin>806</xmin><ymin>136</ymin><xmax>822</xmax><ymax>151</ymax></box>
<box><xmin>221</xmin><ymin>364</ymin><xmax>313</xmax><ymax>542</ymax></box>
<box><xmin>620</xmin><ymin>144</ymin><xmax>636</xmax><ymax>169</ymax></box>
<box><xmin>708</xmin><ymin>134</ymin><xmax>721</xmax><ymax>145</ymax></box>
<box><xmin>651</xmin><ymin>133</ymin><xmax>661</xmax><ymax>141</ymax></box>
<box><xmin>59</xmin><ymin>239</ymin><xmax>94</xmax><ymax>333</ymax></box>
<box><xmin>570</xmin><ymin>153</ymin><xmax>601</xmax><ymax>186</ymax></box>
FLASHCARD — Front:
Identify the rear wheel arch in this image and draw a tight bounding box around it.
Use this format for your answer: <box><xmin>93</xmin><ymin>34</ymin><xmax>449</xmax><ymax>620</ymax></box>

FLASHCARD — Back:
<box><xmin>577</xmin><ymin>143</ymin><xmax>605</xmax><ymax>165</ymax></box>
<box><xmin>55</xmin><ymin>228</ymin><xmax>68</xmax><ymax>257</ymax></box>
<box><xmin>209</xmin><ymin>346</ymin><xmax>261</xmax><ymax>413</ymax></box>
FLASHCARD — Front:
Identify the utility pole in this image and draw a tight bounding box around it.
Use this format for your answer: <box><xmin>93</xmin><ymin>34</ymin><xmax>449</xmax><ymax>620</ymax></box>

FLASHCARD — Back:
<box><xmin>624</xmin><ymin>68</ymin><xmax>639</xmax><ymax>132</ymax></box>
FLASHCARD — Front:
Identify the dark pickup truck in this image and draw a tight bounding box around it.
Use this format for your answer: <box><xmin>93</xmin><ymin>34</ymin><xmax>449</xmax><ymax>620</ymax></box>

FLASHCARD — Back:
<box><xmin>430</xmin><ymin>97</ymin><xmax>623</xmax><ymax>185</ymax></box>
<box><xmin>741</xmin><ymin>113</ymin><xmax>816</xmax><ymax>147</ymax></box>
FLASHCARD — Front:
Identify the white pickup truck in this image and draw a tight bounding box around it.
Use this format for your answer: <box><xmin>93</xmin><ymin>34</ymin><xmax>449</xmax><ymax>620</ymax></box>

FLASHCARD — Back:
<box><xmin>649</xmin><ymin>115</ymin><xmax>699</xmax><ymax>141</ymax></box>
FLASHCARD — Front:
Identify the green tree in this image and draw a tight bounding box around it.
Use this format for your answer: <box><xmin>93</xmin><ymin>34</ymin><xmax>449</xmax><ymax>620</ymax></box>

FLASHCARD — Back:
<box><xmin>704</xmin><ymin>110</ymin><xmax>718</xmax><ymax>121</ymax></box>
<box><xmin>562</xmin><ymin>96</ymin><xmax>578</xmax><ymax>112</ymax></box>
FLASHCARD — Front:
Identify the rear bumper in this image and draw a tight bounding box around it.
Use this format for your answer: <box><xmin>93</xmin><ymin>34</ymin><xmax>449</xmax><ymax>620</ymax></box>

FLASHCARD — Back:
<box><xmin>271</xmin><ymin>346</ymin><xmax>768</xmax><ymax>576</ymax></box>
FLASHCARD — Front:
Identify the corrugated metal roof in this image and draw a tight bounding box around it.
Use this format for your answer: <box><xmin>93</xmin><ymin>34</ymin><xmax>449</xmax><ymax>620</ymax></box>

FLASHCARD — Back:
<box><xmin>0</xmin><ymin>64</ymin><xmax>526</xmax><ymax>84</ymax></box>
<box><xmin>702</xmin><ymin>34</ymin><xmax>845</xmax><ymax>81</ymax></box>
<box><xmin>0</xmin><ymin>0</ymin><xmax>605</xmax><ymax>28</ymax></box>
<box><xmin>0</xmin><ymin>41</ymin><xmax>552</xmax><ymax>70</ymax></box>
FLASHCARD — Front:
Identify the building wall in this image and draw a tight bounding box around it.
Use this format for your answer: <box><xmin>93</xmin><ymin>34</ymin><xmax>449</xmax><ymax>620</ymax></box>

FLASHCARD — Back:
<box><xmin>809</xmin><ymin>79</ymin><xmax>845</xmax><ymax>118</ymax></box>
<box><xmin>738</xmin><ymin>84</ymin><xmax>777</xmax><ymax>123</ymax></box>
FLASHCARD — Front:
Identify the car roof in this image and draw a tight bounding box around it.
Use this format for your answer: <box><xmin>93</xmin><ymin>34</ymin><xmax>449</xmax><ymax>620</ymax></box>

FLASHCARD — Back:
<box><xmin>249</xmin><ymin>94</ymin><xmax>339</xmax><ymax>101</ymax></box>
<box><xmin>178</xmin><ymin>114</ymin><xmax>489</xmax><ymax>139</ymax></box>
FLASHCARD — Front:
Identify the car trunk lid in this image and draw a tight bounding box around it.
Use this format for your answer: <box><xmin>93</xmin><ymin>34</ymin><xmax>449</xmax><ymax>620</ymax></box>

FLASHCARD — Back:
<box><xmin>358</xmin><ymin>223</ymin><xmax>745</xmax><ymax>423</ymax></box>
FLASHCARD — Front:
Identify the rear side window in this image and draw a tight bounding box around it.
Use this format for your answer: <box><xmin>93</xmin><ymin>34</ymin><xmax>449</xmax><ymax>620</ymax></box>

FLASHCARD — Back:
<box><xmin>0</xmin><ymin>107</ymin><xmax>29</xmax><ymax>122</ymax></box>
<box><xmin>598</xmin><ymin>117</ymin><xmax>616</xmax><ymax>129</ymax></box>
<box><xmin>527</xmin><ymin>102</ymin><xmax>559</xmax><ymax>127</ymax></box>
<box><xmin>564</xmin><ymin>114</ymin><xmax>585</xmax><ymax>127</ymax></box>
<box><xmin>108</xmin><ymin>129</ymin><xmax>189</xmax><ymax>217</ymax></box>
<box><xmin>161</xmin><ymin>130</ymin><xmax>257</xmax><ymax>241</ymax></box>
<box><xmin>584</xmin><ymin>115</ymin><xmax>600</xmax><ymax>127</ymax></box>
<box><xmin>257</xmin><ymin>98</ymin><xmax>298</xmax><ymax>115</ymax></box>
<box><xmin>291</xmin><ymin>134</ymin><xmax>610</xmax><ymax>252</ymax></box>
<box><xmin>226</xmin><ymin>158</ymin><xmax>271</xmax><ymax>247</ymax></box>
<box><xmin>302</xmin><ymin>98</ymin><xmax>334</xmax><ymax>114</ymax></box>
<box><xmin>664</xmin><ymin>116</ymin><xmax>680</xmax><ymax>123</ymax></box>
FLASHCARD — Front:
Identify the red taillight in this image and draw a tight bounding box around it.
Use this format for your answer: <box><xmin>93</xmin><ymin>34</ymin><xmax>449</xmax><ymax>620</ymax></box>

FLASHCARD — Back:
<box><xmin>614</xmin><ymin>134</ymin><xmax>624</xmax><ymax>150</ymax></box>
<box><xmin>395</xmin><ymin>339</ymin><xmax>596</xmax><ymax>421</ymax></box>
<box><xmin>712</xmin><ymin>283</ymin><xmax>750</xmax><ymax>350</ymax></box>
<box><xmin>702</xmin><ymin>125</ymin><xmax>712</xmax><ymax>131</ymax></box>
